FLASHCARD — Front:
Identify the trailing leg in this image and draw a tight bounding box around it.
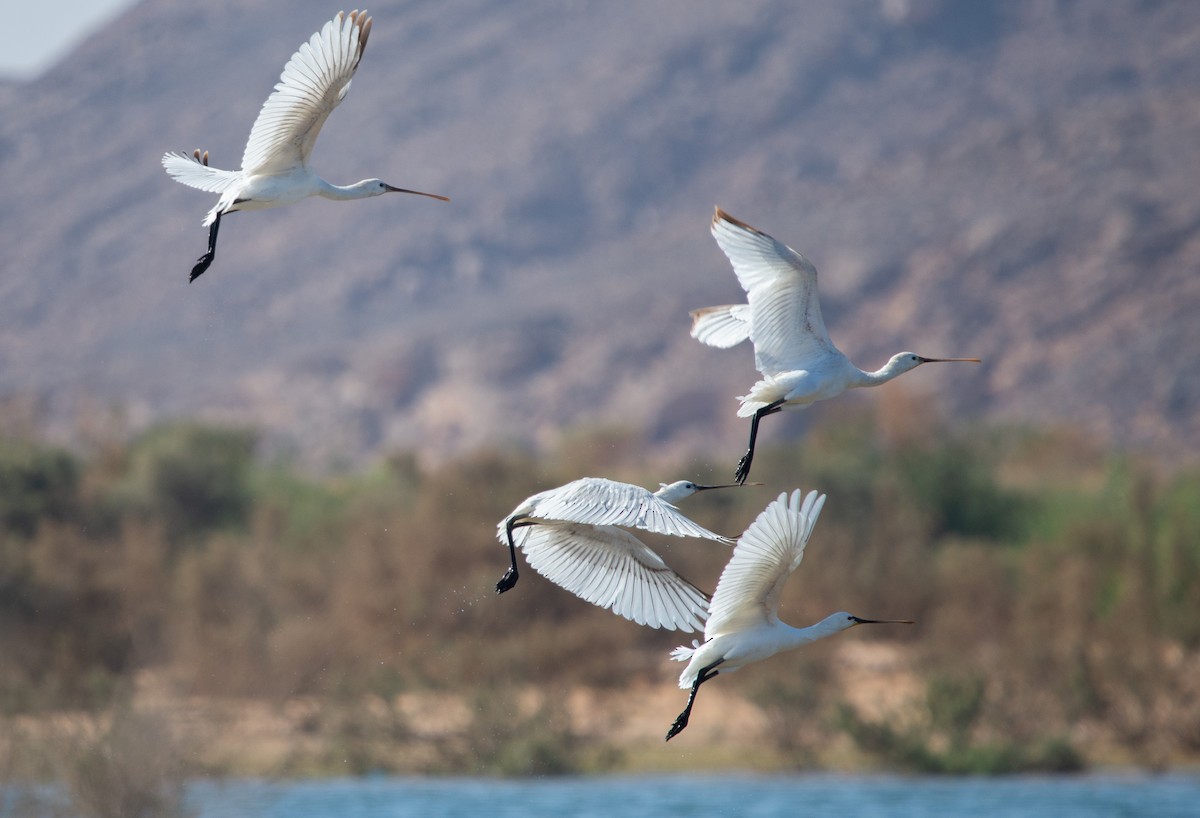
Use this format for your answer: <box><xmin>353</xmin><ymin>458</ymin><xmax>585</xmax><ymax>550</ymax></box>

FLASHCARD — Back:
<box><xmin>190</xmin><ymin>212</ymin><xmax>222</xmax><ymax>282</ymax></box>
<box><xmin>665</xmin><ymin>659</ymin><xmax>723</xmax><ymax>741</ymax></box>
<box><xmin>734</xmin><ymin>400</ymin><xmax>785</xmax><ymax>485</ymax></box>
<box><xmin>494</xmin><ymin>517</ymin><xmax>533</xmax><ymax>594</ymax></box>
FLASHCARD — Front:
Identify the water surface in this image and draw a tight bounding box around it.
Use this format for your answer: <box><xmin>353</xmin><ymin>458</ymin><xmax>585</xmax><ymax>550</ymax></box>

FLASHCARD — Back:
<box><xmin>180</xmin><ymin>773</ymin><xmax>1200</xmax><ymax>818</ymax></box>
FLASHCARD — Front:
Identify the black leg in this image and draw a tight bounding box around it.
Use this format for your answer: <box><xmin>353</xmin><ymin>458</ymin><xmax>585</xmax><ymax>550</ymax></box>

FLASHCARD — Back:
<box><xmin>494</xmin><ymin>517</ymin><xmax>532</xmax><ymax>594</ymax></box>
<box><xmin>189</xmin><ymin>212</ymin><xmax>222</xmax><ymax>282</ymax></box>
<box><xmin>665</xmin><ymin>659</ymin><xmax>723</xmax><ymax>741</ymax></box>
<box><xmin>734</xmin><ymin>400</ymin><xmax>785</xmax><ymax>485</ymax></box>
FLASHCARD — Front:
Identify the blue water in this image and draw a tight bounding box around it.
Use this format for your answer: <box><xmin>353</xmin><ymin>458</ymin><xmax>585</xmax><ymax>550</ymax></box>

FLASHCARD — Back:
<box><xmin>175</xmin><ymin>773</ymin><xmax>1200</xmax><ymax>818</ymax></box>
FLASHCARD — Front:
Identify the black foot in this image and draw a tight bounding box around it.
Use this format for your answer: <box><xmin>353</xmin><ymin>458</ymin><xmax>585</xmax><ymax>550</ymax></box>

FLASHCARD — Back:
<box><xmin>665</xmin><ymin>713</ymin><xmax>689</xmax><ymax>741</ymax></box>
<box><xmin>734</xmin><ymin>452</ymin><xmax>752</xmax><ymax>485</ymax></box>
<box><xmin>189</xmin><ymin>253</ymin><xmax>214</xmax><ymax>283</ymax></box>
<box><xmin>495</xmin><ymin>568</ymin><xmax>518</xmax><ymax>594</ymax></box>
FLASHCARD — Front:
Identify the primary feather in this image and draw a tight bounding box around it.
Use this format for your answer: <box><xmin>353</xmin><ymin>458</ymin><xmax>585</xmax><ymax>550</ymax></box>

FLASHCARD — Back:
<box><xmin>702</xmin><ymin>489</ymin><xmax>825</xmax><ymax>639</ymax></box>
<box><xmin>516</xmin><ymin>523</ymin><xmax>709</xmax><ymax>631</ymax></box>
<box><xmin>241</xmin><ymin>10</ymin><xmax>372</xmax><ymax>176</ymax></box>
<box><xmin>708</xmin><ymin>209</ymin><xmax>838</xmax><ymax>380</ymax></box>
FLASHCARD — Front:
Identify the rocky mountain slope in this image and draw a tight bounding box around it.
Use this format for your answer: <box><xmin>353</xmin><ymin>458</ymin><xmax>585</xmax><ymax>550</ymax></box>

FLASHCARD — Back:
<box><xmin>1</xmin><ymin>0</ymin><xmax>1196</xmax><ymax>467</ymax></box>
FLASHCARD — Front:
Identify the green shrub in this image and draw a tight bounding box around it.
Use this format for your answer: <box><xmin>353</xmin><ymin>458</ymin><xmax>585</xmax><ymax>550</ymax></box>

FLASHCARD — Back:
<box><xmin>0</xmin><ymin>441</ymin><xmax>80</xmax><ymax>538</ymax></box>
<box><xmin>109</xmin><ymin>423</ymin><xmax>257</xmax><ymax>543</ymax></box>
<box><xmin>896</xmin><ymin>436</ymin><xmax>1031</xmax><ymax>543</ymax></box>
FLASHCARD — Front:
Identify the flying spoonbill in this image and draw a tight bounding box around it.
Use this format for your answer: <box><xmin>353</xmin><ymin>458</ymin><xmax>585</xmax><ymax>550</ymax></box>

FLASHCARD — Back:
<box><xmin>692</xmin><ymin>208</ymin><xmax>980</xmax><ymax>483</ymax></box>
<box><xmin>162</xmin><ymin>10</ymin><xmax>449</xmax><ymax>282</ymax></box>
<box><xmin>665</xmin><ymin>489</ymin><xmax>913</xmax><ymax>740</ymax></box>
<box><xmin>496</xmin><ymin>478</ymin><xmax>746</xmax><ymax>632</ymax></box>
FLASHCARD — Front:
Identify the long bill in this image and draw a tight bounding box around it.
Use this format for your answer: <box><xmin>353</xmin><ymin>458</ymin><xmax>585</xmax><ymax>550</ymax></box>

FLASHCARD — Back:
<box><xmin>850</xmin><ymin>617</ymin><xmax>915</xmax><ymax>625</ymax></box>
<box><xmin>693</xmin><ymin>481</ymin><xmax>763</xmax><ymax>491</ymax></box>
<box><xmin>383</xmin><ymin>184</ymin><xmax>450</xmax><ymax>201</ymax></box>
<box><xmin>918</xmin><ymin>356</ymin><xmax>982</xmax><ymax>364</ymax></box>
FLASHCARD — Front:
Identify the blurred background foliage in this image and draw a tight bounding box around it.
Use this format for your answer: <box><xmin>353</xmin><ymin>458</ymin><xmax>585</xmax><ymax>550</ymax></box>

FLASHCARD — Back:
<box><xmin>0</xmin><ymin>396</ymin><xmax>1198</xmax><ymax>781</ymax></box>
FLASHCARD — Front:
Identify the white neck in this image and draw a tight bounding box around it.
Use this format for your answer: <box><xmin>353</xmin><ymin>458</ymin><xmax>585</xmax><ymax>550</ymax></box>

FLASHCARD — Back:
<box><xmin>859</xmin><ymin>358</ymin><xmax>910</xmax><ymax>387</ymax></box>
<box><xmin>317</xmin><ymin>179</ymin><xmax>380</xmax><ymax>201</ymax></box>
<box><xmin>780</xmin><ymin>621</ymin><xmax>834</xmax><ymax>651</ymax></box>
<box><xmin>784</xmin><ymin>612</ymin><xmax>857</xmax><ymax>649</ymax></box>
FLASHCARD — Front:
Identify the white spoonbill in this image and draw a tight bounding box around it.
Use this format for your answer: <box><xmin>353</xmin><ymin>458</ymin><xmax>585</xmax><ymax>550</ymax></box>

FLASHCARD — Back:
<box><xmin>692</xmin><ymin>208</ymin><xmax>981</xmax><ymax>484</ymax></box>
<box><xmin>665</xmin><ymin>489</ymin><xmax>913</xmax><ymax>740</ymax></box>
<box><xmin>495</xmin><ymin>478</ymin><xmax>745</xmax><ymax>632</ymax></box>
<box><xmin>162</xmin><ymin>10</ymin><xmax>449</xmax><ymax>282</ymax></box>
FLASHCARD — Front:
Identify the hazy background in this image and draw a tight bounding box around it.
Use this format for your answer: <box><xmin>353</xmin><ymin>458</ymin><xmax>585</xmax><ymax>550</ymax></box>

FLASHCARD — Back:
<box><xmin>1</xmin><ymin>0</ymin><xmax>1198</xmax><ymax>803</ymax></box>
<box><xmin>0</xmin><ymin>1</ymin><xmax>138</xmax><ymax>78</ymax></box>
<box><xmin>1</xmin><ymin>0</ymin><xmax>1197</xmax><ymax>471</ymax></box>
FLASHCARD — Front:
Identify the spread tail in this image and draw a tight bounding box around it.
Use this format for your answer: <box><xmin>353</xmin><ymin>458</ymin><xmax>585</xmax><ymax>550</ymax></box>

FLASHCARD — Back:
<box><xmin>162</xmin><ymin>151</ymin><xmax>241</xmax><ymax>194</ymax></box>
<box><xmin>690</xmin><ymin>304</ymin><xmax>751</xmax><ymax>348</ymax></box>
<box><xmin>672</xmin><ymin>640</ymin><xmax>702</xmax><ymax>688</ymax></box>
<box><xmin>670</xmin><ymin>641</ymin><xmax>699</xmax><ymax>663</ymax></box>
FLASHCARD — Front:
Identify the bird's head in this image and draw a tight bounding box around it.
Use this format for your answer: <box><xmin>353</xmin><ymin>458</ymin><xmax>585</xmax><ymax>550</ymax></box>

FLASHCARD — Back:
<box><xmin>886</xmin><ymin>351</ymin><xmax>982</xmax><ymax>376</ymax></box>
<box><xmin>819</xmin><ymin>612</ymin><xmax>915</xmax><ymax>635</ymax></box>
<box><xmin>655</xmin><ymin>480</ymin><xmax>752</xmax><ymax>502</ymax></box>
<box><xmin>356</xmin><ymin>179</ymin><xmax>395</xmax><ymax>197</ymax></box>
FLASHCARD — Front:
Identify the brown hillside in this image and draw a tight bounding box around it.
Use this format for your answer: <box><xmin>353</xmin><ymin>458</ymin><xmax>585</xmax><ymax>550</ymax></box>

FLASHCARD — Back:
<box><xmin>0</xmin><ymin>0</ymin><xmax>1196</xmax><ymax>466</ymax></box>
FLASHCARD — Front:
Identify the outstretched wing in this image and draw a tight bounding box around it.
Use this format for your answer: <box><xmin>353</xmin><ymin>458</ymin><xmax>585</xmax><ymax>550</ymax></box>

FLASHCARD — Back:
<box><xmin>527</xmin><ymin>478</ymin><xmax>730</xmax><ymax>542</ymax></box>
<box><xmin>517</xmin><ymin>522</ymin><xmax>709</xmax><ymax>631</ymax></box>
<box><xmin>703</xmin><ymin>489</ymin><xmax>826</xmax><ymax>638</ymax></box>
<box><xmin>240</xmin><ymin>10</ymin><xmax>373</xmax><ymax>176</ymax></box>
<box><xmin>710</xmin><ymin>208</ymin><xmax>837</xmax><ymax>377</ymax></box>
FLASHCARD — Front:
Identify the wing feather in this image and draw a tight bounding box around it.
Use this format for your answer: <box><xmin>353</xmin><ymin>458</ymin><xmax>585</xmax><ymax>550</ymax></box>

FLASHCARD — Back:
<box><xmin>525</xmin><ymin>478</ymin><xmax>729</xmax><ymax>542</ymax></box>
<box><xmin>710</xmin><ymin>208</ymin><xmax>836</xmax><ymax>377</ymax></box>
<box><xmin>703</xmin><ymin>490</ymin><xmax>826</xmax><ymax>639</ymax></box>
<box><xmin>519</xmin><ymin>523</ymin><xmax>709</xmax><ymax>631</ymax></box>
<box><xmin>240</xmin><ymin>11</ymin><xmax>372</xmax><ymax>176</ymax></box>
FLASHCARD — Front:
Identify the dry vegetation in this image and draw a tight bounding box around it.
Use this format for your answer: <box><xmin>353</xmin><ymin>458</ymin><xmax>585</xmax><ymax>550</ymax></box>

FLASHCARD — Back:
<box><xmin>2</xmin><ymin>395</ymin><xmax>1199</xmax><ymax>804</ymax></box>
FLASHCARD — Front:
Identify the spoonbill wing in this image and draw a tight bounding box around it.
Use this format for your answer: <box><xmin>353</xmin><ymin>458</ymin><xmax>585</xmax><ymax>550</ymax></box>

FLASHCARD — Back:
<box><xmin>690</xmin><ymin>304</ymin><xmax>751</xmax><ymax>349</ymax></box>
<box><xmin>703</xmin><ymin>489</ymin><xmax>826</xmax><ymax>638</ymax></box>
<box><xmin>526</xmin><ymin>478</ymin><xmax>730</xmax><ymax>542</ymax></box>
<box><xmin>241</xmin><ymin>10</ymin><xmax>373</xmax><ymax>176</ymax></box>
<box><xmin>516</xmin><ymin>522</ymin><xmax>710</xmax><ymax>631</ymax></box>
<box><xmin>710</xmin><ymin>209</ymin><xmax>837</xmax><ymax>377</ymax></box>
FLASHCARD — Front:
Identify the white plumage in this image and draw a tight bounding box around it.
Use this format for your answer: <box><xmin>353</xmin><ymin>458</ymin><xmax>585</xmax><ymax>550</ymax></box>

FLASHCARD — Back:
<box><xmin>687</xmin><ymin>302</ymin><xmax>752</xmax><ymax>349</ymax></box>
<box><xmin>162</xmin><ymin>10</ymin><xmax>448</xmax><ymax>281</ymax></box>
<box><xmin>516</xmin><ymin>523</ymin><xmax>710</xmax><ymax>632</ymax></box>
<box><xmin>664</xmin><ymin>489</ymin><xmax>913</xmax><ymax>740</ymax></box>
<box><xmin>495</xmin><ymin>477</ymin><xmax>740</xmax><ymax>632</ymax></box>
<box><xmin>693</xmin><ymin>207</ymin><xmax>980</xmax><ymax>484</ymax></box>
<box><xmin>692</xmin><ymin>488</ymin><xmax>825</xmax><ymax>645</ymax></box>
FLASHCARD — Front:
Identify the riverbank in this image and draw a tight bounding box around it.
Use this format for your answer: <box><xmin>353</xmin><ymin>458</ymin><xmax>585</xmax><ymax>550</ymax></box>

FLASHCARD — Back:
<box><xmin>5</xmin><ymin>641</ymin><xmax>1197</xmax><ymax>783</ymax></box>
